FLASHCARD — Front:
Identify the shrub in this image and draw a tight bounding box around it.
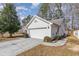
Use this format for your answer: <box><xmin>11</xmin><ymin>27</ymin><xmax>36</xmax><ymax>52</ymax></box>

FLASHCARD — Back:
<box><xmin>51</xmin><ymin>34</ymin><xmax>68</xmax><ymax>41</ymax></box>
<box><xmin>67</xmin><ymin>34</ymin><xmax>70</xmax><ymax>37</ymax></box>
<box><xmin>44</xmin><ymin>36</ymin><xmax>52</xmax><ymax>42</ymax></box>
<box><xmin>24</xmin><ymin>33</ymin><xmax>29</xmax><ymax>38</ymax></box>
<box><xmin>24</xmin><ymin>30</ymin><xmax>29</xmax><ymax>38</ymax></box>
<box><xmin>54</xmin><ymin>35</ymin><xmax>61</xmax><ymax>39</ymax></box>
<box><xmin>52</xmin><ymin>35</ymin><xmax>62</xmax><ymax>41</ymax></box>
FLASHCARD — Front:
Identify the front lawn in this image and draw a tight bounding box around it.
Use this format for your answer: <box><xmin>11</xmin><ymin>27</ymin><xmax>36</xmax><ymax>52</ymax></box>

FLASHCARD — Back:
<box><xmin>17</xmin><ymin>35</ymin><xmax>79</xmax><ymax>56</ymax></box>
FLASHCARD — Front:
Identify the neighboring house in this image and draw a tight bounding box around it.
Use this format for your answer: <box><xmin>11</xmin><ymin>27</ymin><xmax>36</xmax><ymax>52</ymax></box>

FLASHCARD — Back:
<box><xmin>66</xmin><ymin>20</ymin><xmax>79</xmax><ymax>39</ymax></box>
<box><xmin>73</xmin><ymin>30</ymin><xmax>79</xmax><ymax>39</ymax></box>
<box><xmin>26</xmin><ymin>15</ymin><xmax>67</xmax><ymax>39</ymax></box>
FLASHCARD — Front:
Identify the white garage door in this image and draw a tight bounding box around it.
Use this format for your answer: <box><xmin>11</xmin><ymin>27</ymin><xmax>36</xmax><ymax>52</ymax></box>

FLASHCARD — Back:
<box><xmin>28</xmin><ymin>27</ymin><xmax>51</xmax><ymax>39</ymax></box>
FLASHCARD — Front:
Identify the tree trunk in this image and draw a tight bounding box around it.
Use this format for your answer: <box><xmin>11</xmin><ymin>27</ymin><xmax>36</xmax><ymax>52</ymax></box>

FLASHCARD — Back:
<box><xmin>10</xmin><ymin>33</ymin><xmax>12</xmax><ymax>37</ymax></box>
<box><xmin>71</xmin><ymin>16</ymin><xmax>74</xmax><ymax>34</ymax></box>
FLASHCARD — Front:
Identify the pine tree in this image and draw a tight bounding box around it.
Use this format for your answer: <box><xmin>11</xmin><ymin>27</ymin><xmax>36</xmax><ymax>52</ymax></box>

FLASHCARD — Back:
<box><xmin>38</xmin><ymin>3</ymin><xmax>52</xmax><ymax>20</ymax></box>
<box><xmin>22</xmin><ymin>15</ymin><xmax>32</xmax><ymax>26</ymax></box>
<box><xmin>1</xmin><ymin>3</ymin><xmax>20</xmax><ymax>37</ymax></box>
<box><xmin>53</xmin><ymin>3</ymin><xmax>64</xmax><ymax>19</ymax></box>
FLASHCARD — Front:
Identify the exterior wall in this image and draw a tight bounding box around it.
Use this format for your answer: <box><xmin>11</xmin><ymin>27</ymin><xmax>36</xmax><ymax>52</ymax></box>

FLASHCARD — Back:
<box><xmin>51</xmin><ymin>25</ymin><xmax>58</xmax><ymax>37</ymax></box>
<box><xmin>58</xmin><ymin>24</ymin><xmax>67</xmax><ymax>35</ymax></box>
<box><xmin>27</xmin><ymin>17</ymin><xmax>51</xmax><ymax>39</ymax></box>
<box><xmin>51</xmin><ymin>23</ymin><xmax>67</xmax><ymax>37</ymax></box>
<box><xmin>73</xmin><ymin>30</ymin><xmax>79</xmax><ymax>39</ymax></box>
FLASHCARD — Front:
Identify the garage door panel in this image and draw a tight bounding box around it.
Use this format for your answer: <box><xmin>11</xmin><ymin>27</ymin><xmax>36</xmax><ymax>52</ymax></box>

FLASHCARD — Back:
<box><xmin>29</xmin><ymin>29</ymin><xmax>50</xmax><ymax>39</ymax></box>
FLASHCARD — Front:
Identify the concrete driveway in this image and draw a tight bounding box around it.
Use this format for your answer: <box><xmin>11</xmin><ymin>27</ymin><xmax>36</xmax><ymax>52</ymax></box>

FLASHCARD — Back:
<box><xmin>0</xmin><ymin>38</ymin><xmax>43</xmax><ymax>56</ymax></box>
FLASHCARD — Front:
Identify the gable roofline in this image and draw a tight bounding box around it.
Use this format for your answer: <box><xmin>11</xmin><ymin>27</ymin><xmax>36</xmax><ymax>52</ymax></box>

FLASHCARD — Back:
<box><xmin>26</xmin><ymin>15</ymin><xmax>52</xmax><ymax>28</ymax></box>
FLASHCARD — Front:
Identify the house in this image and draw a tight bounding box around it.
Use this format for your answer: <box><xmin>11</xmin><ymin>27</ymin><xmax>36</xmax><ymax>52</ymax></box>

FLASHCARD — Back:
<box><xmin>26</xmin><ymin>15</ymin><xmax>67</xmax><ymax>39</ymax></box>
<box><xmin>73</xmin><ymin>30</ymin><xmax>79</xmax><ymax>39</ymax></box>
<box><xmin>67</xmin><ymin>20</ymin><xmax>79</xmax><ymax>39</ymax></box>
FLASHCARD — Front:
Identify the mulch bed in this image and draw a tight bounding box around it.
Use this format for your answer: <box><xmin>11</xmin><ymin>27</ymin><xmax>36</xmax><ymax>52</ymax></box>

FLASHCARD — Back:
<box><xmin>42</xmin><ymin>38</ymin><xmax>67</xmax><ymax>47</ymax></box>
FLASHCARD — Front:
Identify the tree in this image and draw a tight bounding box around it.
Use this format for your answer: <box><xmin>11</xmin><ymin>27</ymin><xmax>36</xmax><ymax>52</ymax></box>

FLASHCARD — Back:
<box><xmin>52</xmin><ymin>3</ymin><xmax>64</xmax><ymax>19</ymax></box>
<box><xmin>0</xmin><ymin>10</ymin><xmax>6</xmax><ymax>37</ymax></box>
<box><xmin>38</xmin><ymin>3</ymin><xmax>64</xmax><ymax>35</ymax></box>
<box><xmin>71</xmin><ymin>4</ymin><xmax>79</xmax><ymax>30</ymax></box>
<box><xmin>22</xmin><ymin>15</ymin><xmax>32</xmax><ymax>26</ymax></box>
<box><xmin>38</xmin><ymin>3</ymin><xmax>48</xmax><ymax>18</ymax></box>
<box><xmin>52</xmin><ymin>3</ymin><xmax>64</xmax><ymax>35</ymax></box>
<box><xmin>1</xmin><ymin>3</ymin><xmax>20</xmax><ymax>37</ymax></box>
<box><xmin>38</xmin><ymin>3</ymin><xmax>52</xmax><ymax>20</ymax></box>
<box><xmin>0</xmin><ymin>15</ymin><xmax>4</xmax><ymax>37</ymax></box>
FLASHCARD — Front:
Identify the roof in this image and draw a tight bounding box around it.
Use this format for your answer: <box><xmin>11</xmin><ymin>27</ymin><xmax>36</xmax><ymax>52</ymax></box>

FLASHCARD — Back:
<box><xmin>50</xmin><ymin>18</ymin><xmax>63</xmax><ymax>26</ymax></box>
<box><xmin>26</xmin><ymin>15</ymin><xmax>52</xmax><ymax>28</ymax></box>
<box><xmin>26</xmin><ymin>15</ymin><xmax>64</xmax><ymax>29</ymax></box>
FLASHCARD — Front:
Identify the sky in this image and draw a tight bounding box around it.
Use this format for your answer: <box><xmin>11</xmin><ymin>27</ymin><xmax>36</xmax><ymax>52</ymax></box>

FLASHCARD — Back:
<box><xmin>0</xmin><ymin>3</ymin><xmax>40</xmax><ymax>20</ymax></box>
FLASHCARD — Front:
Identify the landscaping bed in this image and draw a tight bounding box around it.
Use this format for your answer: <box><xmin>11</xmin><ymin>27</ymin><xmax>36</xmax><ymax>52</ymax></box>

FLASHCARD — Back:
<box><xmin>43</xmin><ymin>34</ymin><xmax>68</xmax><ymax>46</ymax></box>
<box><xmin>42</xmin><ymin>38</ymin><xmax>67</xmax><ymax>46</ymax></box>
